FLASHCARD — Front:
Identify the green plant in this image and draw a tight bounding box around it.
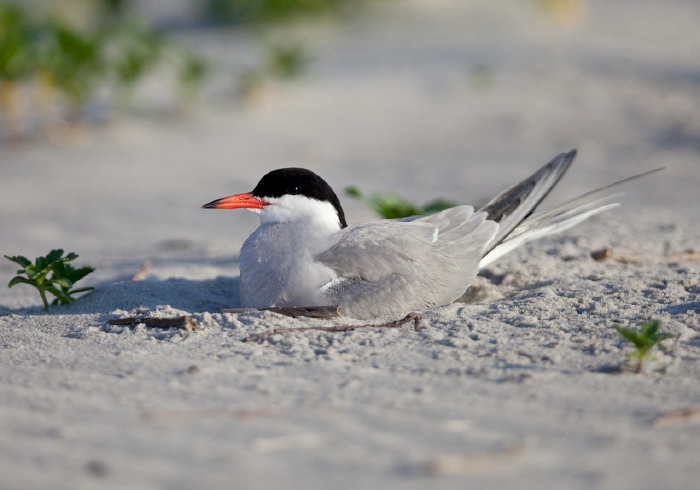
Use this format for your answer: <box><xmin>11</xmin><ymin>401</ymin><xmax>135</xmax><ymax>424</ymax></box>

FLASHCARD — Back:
<box><xmin>5</xmin><ymin>249</ymin><xmax>95</xmax><ymax>310</ymax></box>
<box><xmin>105</xmin><ymin>23</ymin><xmax>210</xmax><ymax>109</ymax></box>
<box><xmin>237</xmin><ymin>42</ymin><xmax>307</xmax><ymax>102</ymax></box>
<box><xmin>613</xmin><ymin>320</ymin><xmax>674</xmax><ymax>373</ymax></box>
<box><xmin>108</xmin><ymin>22</ymin><xmax>164</xmax><ymax>102</ymax></box>
<box><xmin>266</xmin><ymin>43</ymin><xmax>309</xmax><ymax>80</ymax></box>
<box><xmin>0</xmin><ymin>4</ymin><xmax>37</xmax><ymax>82</ymax></box>
<box><xmin>0</xmin><ymin>3</ymin><xmax>37</xmax><ymax>135</ymax></box>
<box><xmin>345</xmin><ymin>186</ymin><xmax>460</xmax><ymax>219</ymax></box>
<box><xmin>0</xmin><ymin>1</ymin><xmax>212</xmax><ymax>137</ymax></box>
<box><xmin>98</xmin><ymin>0</ymin><xmax>129</xmax><ymax>17</ymax></box>
<box><xmin>41</xmin><ymin>22</ymin><xmax>107</xmax><ymax>121</ymax></box>
<box><xmin>175</xmin><ymin>48</ymin><xmax>209</xmax><ymax>102</ymax></box>
<box><xmin>204</xmin><ymin>0</ymin><xmax>367</xmax><ymax>25</ymax></box>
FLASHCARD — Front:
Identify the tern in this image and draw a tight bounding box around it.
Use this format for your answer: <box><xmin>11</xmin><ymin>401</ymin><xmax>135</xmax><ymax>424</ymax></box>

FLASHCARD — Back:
<box><xmin>203</xmin><ymin>150</ymin><xmax>655</xmax><ymax>319</ymax></box>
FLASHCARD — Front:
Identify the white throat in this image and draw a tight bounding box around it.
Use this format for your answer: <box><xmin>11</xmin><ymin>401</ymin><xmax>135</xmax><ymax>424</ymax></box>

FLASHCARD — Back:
<box><xmin>254</xmin><ymin>194</ymin><xmax>342</xmax><ymax>233</ymax></box>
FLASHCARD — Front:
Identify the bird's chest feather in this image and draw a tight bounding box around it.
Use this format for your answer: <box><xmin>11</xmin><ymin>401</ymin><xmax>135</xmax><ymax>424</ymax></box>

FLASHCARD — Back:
<box><xmin>239</xmin><ymin>223</ymin><xmax>335</xmax><ymax>307</ymax></box>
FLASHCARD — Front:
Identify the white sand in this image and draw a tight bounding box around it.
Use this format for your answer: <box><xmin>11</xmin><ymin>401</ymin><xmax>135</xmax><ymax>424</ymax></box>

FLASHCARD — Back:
<box><xmin>1</xmin><ymin>1</ymin><xmax>699</xmax><ymax>488</ymax></box>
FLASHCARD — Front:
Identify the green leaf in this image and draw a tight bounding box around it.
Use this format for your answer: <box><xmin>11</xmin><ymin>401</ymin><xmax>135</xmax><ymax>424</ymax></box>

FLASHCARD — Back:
<box><xmin>368</xmin><ymin>192</ymin><xmax>424</xmax><ymax>219</ymax></box>
<box><xmin>45</xmin><ymin>249</ymin><xmax>64</xmax><ymax>264</ymax></box>
<box><xmin>35</xmin><ymin>256</ymin><xmax>48</xmax><ymax>271</ymax></box>
<box><xmin>613</xmin><ymin>325</ymin><xmax>646</xmax><ymax>350</ymax></box>
<box><xmin>63</xmin><ymin>252</ymin><xmax>78</xmax><ymax>262</ymax></box>
<box><xmin>45</xmin><ymin>284</ymin><xmax>73</xmax><ymax>305</ymax></box>
<box><xmin>52</xmin><ymin>277</ymin><xmax>73</xmax><ymax>289</ymax></box>
<box><xmin>29</xmin><ymin>262</ymin><xmax>52</xmax><ymax>282</ymax></box>
<box><xmin>8</xmin><ymin>276</ymin><xmax>32</xmax><ymax>288</ymax></box>
<box><xmin>52</xmin><ymin>261</ymin><xmax>67</xmax><ymax>278</ymax></box>
<box><xmin>4</xmin><ymin>254</ymin><xmax>31</xmax><ymax>268</ymax></box>
<box><xmin>345</xmin><ymin>186</ymin><xmax>362</xmax><ymax>198</ymax></box>
<box><xmin>66</xmin><ymin>266</ymin><xmax>95</xmax><ymax>283</ymax></box>
<box><xmin>24</xmin><ymin>265</ymin><xmax>38</xmax><ymax>278</ymax></box>
<box><xmin>423</xmin><ymin>198</ymin><xmax>460</xmax><ymax>214</ymax></box>
<box><xmin>640</xmin><ymin>320</ymin><xmax>660</xmax><ymax>338</ymax></box>
<box><xmin>68</xmin><ymin>286</ymin><xmax>94</xmax><ymax>294</ymax></box>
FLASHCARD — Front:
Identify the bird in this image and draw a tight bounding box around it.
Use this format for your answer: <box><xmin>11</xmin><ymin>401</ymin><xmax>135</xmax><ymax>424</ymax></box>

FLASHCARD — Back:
<box><xmin>203</xmin><ymin>150</ymin><xmax>656</xmax><ymax>319</ymax></box>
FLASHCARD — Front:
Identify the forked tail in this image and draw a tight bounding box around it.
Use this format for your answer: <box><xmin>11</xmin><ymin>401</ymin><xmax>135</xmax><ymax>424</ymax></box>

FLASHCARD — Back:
<box><xmin>478</xmin><ymin>151</ymin><xmax>662</xmax><ymax>268</ymax></box>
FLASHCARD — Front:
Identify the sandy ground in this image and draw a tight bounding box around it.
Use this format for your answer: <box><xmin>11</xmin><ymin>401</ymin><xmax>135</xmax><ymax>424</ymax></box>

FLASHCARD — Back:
<box><xmin>1</xmin><ymin>0</ymin><xmax>700</xmax><ymax>488</ymax></box>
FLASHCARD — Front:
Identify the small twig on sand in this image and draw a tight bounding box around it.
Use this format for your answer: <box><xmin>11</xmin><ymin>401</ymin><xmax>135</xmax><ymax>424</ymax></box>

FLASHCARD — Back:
<box><xmin>590</xmin><ymin>248</ymin><xmax>614</xmax><ymax>261</ymax></box>
<box><xmin>107</xmin><ymin>315</ymin><xmax>199</xmax><ymax>331</ymax></box>
<box><xmin>652</xmin><ymin>405</ymin><xmax>700</xmax><ymax>427</ymax></box>
<box><xmin>222</xmin><ymin>305</ymin><xmax>342</xmax><ymax>318</ymax></box>
<box><xmin>132</xmin><ymin>259</ymin><xmax>152</xmax><ymax>281</ymax></box>
<box><xmin>241</xmin><ymin>312</ymin><xmax>423</xmax><ymax>343</ymax></box>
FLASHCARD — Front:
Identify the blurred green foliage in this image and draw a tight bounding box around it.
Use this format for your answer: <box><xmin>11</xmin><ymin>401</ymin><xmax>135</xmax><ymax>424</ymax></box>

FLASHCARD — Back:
<box><xmin>42</xmin><ymin>22</ymin><xmax>107</xmax><ymax>118</ymax></box>
<box><xmin>267</xmin><ymin>43</ymin><xmax>309</xmax><ymax>80</ymax></box>
<box><xmin>108</xmin><ymin>22</ymin><xmax>164</xmax><ymax>100</ymax></box>
<box><xmin>175</xmin><ymin>48</ymin><xmax>210</xmax><ymax>102</ymax></box>
<box><xmin>237</xmin><ymin>42</ymin><xmax>311</xmax><ymax>102</ymax></box>
<box><xmin>346</xmin><ymin>186</ymin><xmax>460</xmax><ymax>219</ymax></box>
<box><xmin>0</xmin><ymin>0</ymin><xmax>209</xmax><ymax>137</ymax></box>
<box><xmin>0</xmin><ymin>0</ymin><xmax>383</xmax><ymax>137</ymax></box>
<box><xmin>205</xmin><ymin>0</ymin><xmax>369</xmax><ymax>25</ymax></box>
<box><xmin>0</xmin><ymin>4</ymin><xmax>37</xmax><ymax>82</ymax></box>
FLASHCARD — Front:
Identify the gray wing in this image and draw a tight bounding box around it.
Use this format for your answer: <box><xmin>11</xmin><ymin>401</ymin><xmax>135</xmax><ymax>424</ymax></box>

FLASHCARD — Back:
<box><xmin>317</xmin><ymin>205</ymin><xmax>497</xmax><ymax>319</ymax></box>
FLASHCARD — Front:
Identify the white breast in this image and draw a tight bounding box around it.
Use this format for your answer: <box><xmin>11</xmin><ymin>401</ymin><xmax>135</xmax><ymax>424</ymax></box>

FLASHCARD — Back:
<box><xmin>239</xmin><ymin>224</ymin><xmax>337</xmax><ymax>307</ymax></box>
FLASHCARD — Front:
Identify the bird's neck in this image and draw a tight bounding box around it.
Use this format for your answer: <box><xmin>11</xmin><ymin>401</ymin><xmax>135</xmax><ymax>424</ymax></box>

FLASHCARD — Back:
<box><xmin>258</xmin><ymin>213</ymin><xmax>341</xmax><ymax>238</ymax></box>
<box><xmin>257</xmin><ymin>197</ymin><xmax>343</xmax><ymax>235</ymax></box>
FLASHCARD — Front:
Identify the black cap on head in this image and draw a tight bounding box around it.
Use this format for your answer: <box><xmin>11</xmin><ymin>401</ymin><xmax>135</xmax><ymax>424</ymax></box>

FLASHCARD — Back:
<box><xmin>252</xmin><ymin>168</ymin><xmax>348</xmax><ymax>228</ymax></box>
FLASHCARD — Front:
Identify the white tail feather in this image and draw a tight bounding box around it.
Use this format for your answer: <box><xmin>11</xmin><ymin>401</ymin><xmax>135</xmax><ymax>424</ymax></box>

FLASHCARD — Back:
<box><xmin>478</xmin><ymin>167</ymin><xmax>663</xmax><ymax>269</ymax></box>
<box><xmin>480</xmin><ymin>202</ymin><xmax>619</xmax><ymax>268</ymax></box>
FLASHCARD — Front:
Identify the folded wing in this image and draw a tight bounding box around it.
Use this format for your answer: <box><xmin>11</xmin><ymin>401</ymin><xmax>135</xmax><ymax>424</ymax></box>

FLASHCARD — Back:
<box><xmin>318</xmin><ymin>206</ymin><xmax>497</xmax><ymax>318</ymax></box>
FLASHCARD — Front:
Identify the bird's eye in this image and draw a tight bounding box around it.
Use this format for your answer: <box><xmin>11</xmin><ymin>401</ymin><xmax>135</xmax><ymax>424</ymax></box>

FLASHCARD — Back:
<box><xmin>287</xmin><ymin>185</ymin><xmax>301</xmax><ymax>195</ymax></box>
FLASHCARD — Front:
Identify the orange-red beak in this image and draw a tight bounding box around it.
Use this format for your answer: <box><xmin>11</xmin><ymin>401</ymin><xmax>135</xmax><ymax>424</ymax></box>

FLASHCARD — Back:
<box><xmin>202</xmin><ymin>192</ymin><xmax>270</xmax><ymax>210</ymax></box>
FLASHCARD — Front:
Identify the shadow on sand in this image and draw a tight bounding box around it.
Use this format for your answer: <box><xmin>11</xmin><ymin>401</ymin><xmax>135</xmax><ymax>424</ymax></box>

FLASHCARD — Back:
<box><xmin>2</xmin><ymin>275</ymin><xmax>241</xmax><ymax>316</ymax></box>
